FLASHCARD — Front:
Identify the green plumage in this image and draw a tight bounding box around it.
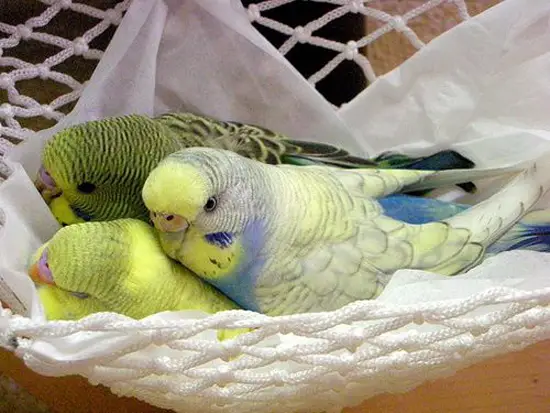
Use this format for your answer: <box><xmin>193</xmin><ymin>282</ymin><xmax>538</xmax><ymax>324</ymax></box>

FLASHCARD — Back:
<box><xmin>39</xmin><ymin>111</ymin><xmax>477</xmax><ymax>224</ymax></box>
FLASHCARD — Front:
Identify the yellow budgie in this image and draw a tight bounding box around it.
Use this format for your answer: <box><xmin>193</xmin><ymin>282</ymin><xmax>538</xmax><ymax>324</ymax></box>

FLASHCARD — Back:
<box><xmin>28</xmin><ymin>218</ymin><xmax>243</xmax><ymax>339</ymax></box>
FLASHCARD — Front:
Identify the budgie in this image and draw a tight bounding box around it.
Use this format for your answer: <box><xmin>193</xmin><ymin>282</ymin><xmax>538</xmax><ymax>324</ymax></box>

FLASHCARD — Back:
<box><xmin>35</xmin><ymin>111</ymin><xmax>477</xmax><ymax>225</ymax></box>
<box><xmin>141</xmin><ymin>147</ymin><xmax>550</xmax><ymax>316</ymax></box>
<box><xmin>28</xmin><ymin>218</ymin><xmax>243</xmax><ymax>339</ymax></box>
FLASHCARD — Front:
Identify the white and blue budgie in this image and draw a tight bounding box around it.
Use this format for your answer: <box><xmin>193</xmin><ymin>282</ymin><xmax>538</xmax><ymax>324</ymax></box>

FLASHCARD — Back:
<box><xmin>141</xmin><ymin>147</ymin><xmax>550</xmax><ymax>316</ymax></box>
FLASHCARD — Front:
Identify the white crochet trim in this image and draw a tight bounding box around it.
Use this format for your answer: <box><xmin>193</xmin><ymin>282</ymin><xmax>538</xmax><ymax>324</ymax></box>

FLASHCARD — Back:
<box><xmin>2</xmin><ymin>285</ymin><xmax>550</xmax><ymax>413</ymax></box>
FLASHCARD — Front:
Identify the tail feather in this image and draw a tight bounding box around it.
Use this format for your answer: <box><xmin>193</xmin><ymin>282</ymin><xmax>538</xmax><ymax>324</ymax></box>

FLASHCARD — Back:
<box><xmin>379</xmin><ymin>196</ymin><xmax>550</xmax><ymax>255</ymax></box>
<box><xmin>283</xmin><ymin>144</ymin><xmax>478</xmax><ymax>194</ymax></box>
<box><xmin>488</xmin><ymin>209</ymin><xmax>550</xmax><ymax>254</ymax></box>
<box><xmin>373</xmin><ymin>150</ymin><xmax>477</xmax><ymax>195</ymax></box>
<box><xmin>373</xmin><ymin>150</ymin><xmax>475</xmax><ymax>170</ymax></box>
<box><xmin>157</xmin><ymin>111</ymin><xmax>478</xmax><ymax>194</ymax></box>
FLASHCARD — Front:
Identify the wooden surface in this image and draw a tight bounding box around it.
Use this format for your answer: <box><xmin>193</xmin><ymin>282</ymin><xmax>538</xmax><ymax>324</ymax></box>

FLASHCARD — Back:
<box><xmin>345</xmin><ymin>340</ymin><xmax>550</xmax><ymax>413</ymax></box>
<box><xmin>365</xmin><ymin>0</ymin><xmax>503</xmax><ymax>76</ymax></box>
<box><xmin>1</xmin><ymin>340</ymin><xmax>550</xmax><ymax>413</ymax></box>
<box><xmin>0</xmin><ymin>347</ymin><xmax>169</xmax><ymax>413</ymax></box>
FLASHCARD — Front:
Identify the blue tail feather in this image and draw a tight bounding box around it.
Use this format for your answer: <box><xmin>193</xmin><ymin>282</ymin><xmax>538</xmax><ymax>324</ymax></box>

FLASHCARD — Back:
<box><xmin>487</xmin><ymin>210</ymin><xmax>550</xmax><ymax>254</ymax></box>
<box><xmin>378</xmin><ymin>195</ymin><xmax>550</xmax><ymax>254</ymax></box>
<box><xmin>377</xmin><ymin>195</ymin><xmax>469</xmax><ymax>224</ymax></box>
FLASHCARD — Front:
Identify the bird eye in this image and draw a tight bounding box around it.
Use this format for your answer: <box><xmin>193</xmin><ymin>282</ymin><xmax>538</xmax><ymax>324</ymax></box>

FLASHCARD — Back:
<box><xmin>77</xmin><ymin>182</ymin><xmax>96</xmax><ymax>194</ymax></box>
<box><xmin>204</xmin><ymin>197</ymin><xmax>218</xmax><ymax>212</ymax></box>
<box><xmin>70</xmin><ymin>291</ymin><xmax>89</xmax><ymax>299</ymax></box>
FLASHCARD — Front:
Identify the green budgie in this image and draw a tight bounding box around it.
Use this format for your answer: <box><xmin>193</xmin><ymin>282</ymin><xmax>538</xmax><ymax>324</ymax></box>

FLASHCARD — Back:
<box><xmin>28</xmin><ymin>218</ymin><xmax>243</xmax><ymax>339</ymax></box>
<box><xmin>141</xmin><ymin>147</ymin><xmax>550</xmax><ymax>316</ymax></box>
<box><xmin>35</xmin><ymin>111</ymin><xmax>476</xmax><ymax>226</ymax></box>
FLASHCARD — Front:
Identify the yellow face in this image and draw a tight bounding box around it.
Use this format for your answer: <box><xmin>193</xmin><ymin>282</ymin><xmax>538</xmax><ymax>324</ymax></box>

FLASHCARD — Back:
<box><xmin>158</xmin><ymin>225</ymin><xmax>244</xmax><ymax>280</ymax></box>
<box><xmin>142</xmin><ymin>161</ymin><xmax>210</xmax><ymax>221</ymax></box>
<box><xmin>143</xmin><ymin>149</ymin><xmax>260</xmax><ymax>284</ymax></box>
<box><xmin>49</xmin><ymin>195</ymin><xmax>86</xmax><ymax>226</ymax></box>
<box><xmin>143</xmin><ymin>160</ymin><xmax>212</xmax><ymax>244</ymax></box>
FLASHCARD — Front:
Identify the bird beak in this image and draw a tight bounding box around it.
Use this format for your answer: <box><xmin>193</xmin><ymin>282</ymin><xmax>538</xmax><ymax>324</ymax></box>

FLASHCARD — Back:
<box><xmin>28</xmin><ymin>262</ymin><xmax>41</xmax><ymax>283</ymax></box>
<box><xmin>150</xmin><ymin>212</ymin><xmax>189</xmax><ymax>234</ymax></box>
<box><xmin>28</xmin><ymin>262</ymin><xmax>54</xmax><ymax>285</ymax></box>
<box><xmin>29</xmin><ymin>249</ymin><xmax>55</xmax><ymax>285</ymax></box>
<box><xmin>34</xmin><ymin>177</ymin><xmax>62</xmax><ymax>205</ymax></box>
<box><xmin>38</xmin><ymin>187</ymin><xmax>62</xmax><ymax>205</ymax></box>
<box><xmin>35</xmin><ymin>166</ymin><xmax>62</xmax><ymax>205</ymax></box>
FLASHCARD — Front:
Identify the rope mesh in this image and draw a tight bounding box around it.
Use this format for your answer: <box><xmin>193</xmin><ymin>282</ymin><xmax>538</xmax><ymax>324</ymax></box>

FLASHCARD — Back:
<box><xmin>5</xmin><ymin>2</ymin><xmax>543</xmax><ymax>413</ymax></box>
<box><xmin>0</xmin><ymin>0</ymin><xmax>130</xmax><ymax>155</ymax></box>
<box><xmin>0</xmin><ymin>1</ymin><xmax>501</xmax><ymax>149</ymax></box>
<box><xmin>1</xmin><ymin>285</ymin><xmax>549</xmax><ymax>413</ymax></box>
<box><xmin>245</xmin><ymin>0</ymin><xmax>502</xmax><ymax>105</ymax></box>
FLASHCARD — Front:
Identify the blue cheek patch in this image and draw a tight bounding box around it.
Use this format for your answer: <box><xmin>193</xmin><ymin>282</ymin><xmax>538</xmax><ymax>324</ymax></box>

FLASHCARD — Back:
<box><xmin>204</xmin><ymin>232</ymin><xmax>235</xmax><ymax>248</ymax></box>
<box><xmin>71</xmin><ymin>206</ymin><xmax>93</xmax><ymax>221</ymax></box>
<box><xmin>201</xmin><ymin>220</ymin><xmax>267</xmax><ymax>313</ymax></box>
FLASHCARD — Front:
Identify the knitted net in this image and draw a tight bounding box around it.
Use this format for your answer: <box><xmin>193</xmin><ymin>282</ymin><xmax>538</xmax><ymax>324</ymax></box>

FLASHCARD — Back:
<box><xmin>0</xmin><ymin>0</ymin><xmax>500</xmax><ymax>147</ymax></box>
<box><xmin>4</xmin><ymin>1</ymin><xmax>550</xmax><ymax>413</ymax></box>
<box><xmin>0</xmin><ymin>0</ymin><xmax>130</xmax><ymax>158</ymax></box>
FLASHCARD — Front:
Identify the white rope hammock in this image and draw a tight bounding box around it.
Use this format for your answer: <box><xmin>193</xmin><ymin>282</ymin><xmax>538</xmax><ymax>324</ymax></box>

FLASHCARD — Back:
<box><xmin>247</xmin><ymin>0</ymin><xmax>470</xmax><ymax>86</ymax></box>
<box><xmin>5</xmin><ymin>1</ymin><xmax>550</xmax><ymax>413</ymax></box>
<box><xmin>0</xmin><ymin>0</ymin><xmax>131</xmax><ymax>152</ymax></box>
<box><xmin>0</xmin><ymin>0</ymin><xmax>473</xmax><ymax>149</ymax></box>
